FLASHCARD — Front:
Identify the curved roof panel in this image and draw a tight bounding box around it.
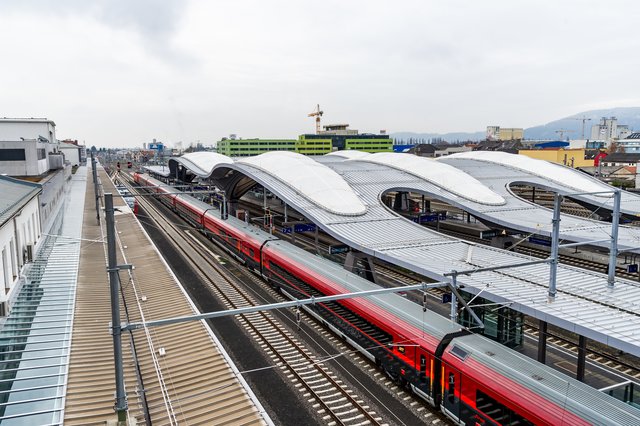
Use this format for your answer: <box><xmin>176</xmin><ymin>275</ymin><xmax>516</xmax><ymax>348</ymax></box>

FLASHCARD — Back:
<box><xmin>325</xmin><ymin>150</ymin><xmax>371</xmax><ymax>160</ymax></box>
<box><xmin>238</xmin><ymin>151</ymin><xmax>367</xmax><ymax>216</ymax></box>
<box><xmin>170</xmin><ymin>152</ymin><xmax>234</xmax><ymax>177</ymax></box>
<box><xmin>443</xmin><ymin>151</ymin><xmax>609</xmax><ymax>197</ymax></box>
<box><xmin>357</xmin><ymin>152</ymin><xmax>506</xmax><ymax>205</ymax></box>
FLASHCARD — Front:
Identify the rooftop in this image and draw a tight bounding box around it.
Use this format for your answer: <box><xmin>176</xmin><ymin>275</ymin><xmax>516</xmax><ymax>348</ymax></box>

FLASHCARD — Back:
<box><xmin>0</xmin><ymin>175</ymin><xmax>41</xmax><ymax>227</ymax></box>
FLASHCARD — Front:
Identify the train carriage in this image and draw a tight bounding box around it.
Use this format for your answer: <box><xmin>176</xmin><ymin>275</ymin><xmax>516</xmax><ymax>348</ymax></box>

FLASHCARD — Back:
<box><xmin>132</xmin><ymin>173</ymin><xmax>640</xmax><ymax>426</ymax></box>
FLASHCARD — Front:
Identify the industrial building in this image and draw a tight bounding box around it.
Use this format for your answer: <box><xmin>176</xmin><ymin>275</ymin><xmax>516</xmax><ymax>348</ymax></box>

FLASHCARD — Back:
<box><xmin>518</xmin><ymin>147</ymin><xmax>595</xmax><ymax>168</ymax></box>
<box><xmin>590</xmin><ymin>116</ymin><xmax>632</xmax><ymax>141</ymax></box>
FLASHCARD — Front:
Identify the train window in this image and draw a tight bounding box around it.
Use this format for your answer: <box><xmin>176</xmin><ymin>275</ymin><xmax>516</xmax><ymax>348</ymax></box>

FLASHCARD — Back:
<box><xmin>475</xmin><ymin>390</ymin><xmax>533</xmax><ymax>426</ymax></box>
<box><xmin>249</xmin><ymin>248</ymin><xmax>255</xmax><ymax>258</ymax></box>
<box><xmin>450</xmin><ymin>345</ymin><xmax>469</xmax><ymax>361</ymax></box>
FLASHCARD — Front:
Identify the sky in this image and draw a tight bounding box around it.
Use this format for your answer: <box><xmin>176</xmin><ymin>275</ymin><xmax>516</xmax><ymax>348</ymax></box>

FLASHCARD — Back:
<box><xmin>1</xmin><ymin>0</ymin><xmax>639</xmax><ymax>148</ymax></box>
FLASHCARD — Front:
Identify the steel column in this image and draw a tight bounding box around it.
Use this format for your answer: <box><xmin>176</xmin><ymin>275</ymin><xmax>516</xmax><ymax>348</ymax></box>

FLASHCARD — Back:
<box><xmin>548</xmin><ymin>193</ymin><xmax>562</xmax><ymax>302</ymax></box>
<box><xmin>105</xmin><ymin>194</ymin><xmax>127</xmax><ymax>420</ymax></box>
<box><xmin>91</xmin><ymin>153</ymin><xmax>100</xmax><ymax>224</ymax></box>
<box><xmin>450</xmin><ymin>272</ymin><xmax>458</xmax><ymax>323</ymax></box>
<box><xmin>537</xmin><ymin>320</ymin><xmax>547</xmax><ymax>364</ymax></box>
<box><xmin>608</xmin><ymin>190</ymin><xmax>621</xmax><ymax>287</ymax></box>
<box><xmin>577</xmin><ymin>335</ymin><xmax>587</xmax><ymax>382</ymax></box>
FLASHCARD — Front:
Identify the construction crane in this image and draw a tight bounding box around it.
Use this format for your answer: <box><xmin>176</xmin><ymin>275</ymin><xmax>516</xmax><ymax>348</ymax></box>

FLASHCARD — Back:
<box><xmin>555</xmin><ymin>129</ymin><xmax>574</xmax><ymax>141</ymax></box>
<box><xmin>572</xmin><ymin>116</ymin><xmax>592</xmax><ymax>139</ymax></box>
<box><xmin>308</xmin><ymin>104</ymin><xmax>323</xmax><ymax>134</ymax></box>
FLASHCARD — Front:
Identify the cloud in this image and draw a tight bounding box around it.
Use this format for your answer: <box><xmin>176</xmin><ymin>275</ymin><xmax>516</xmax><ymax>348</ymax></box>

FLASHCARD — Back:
<box><xmin>0</xmin><ymin>0</ymin><xmax>192</xmax><ymax>64</ymax></box>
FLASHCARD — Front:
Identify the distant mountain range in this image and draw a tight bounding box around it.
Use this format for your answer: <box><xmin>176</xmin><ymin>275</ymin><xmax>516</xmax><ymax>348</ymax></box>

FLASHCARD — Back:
<box><xmin>392</xmin><ymin>107</ymin><xmax>640</xmax><ymax>143</ymax></box>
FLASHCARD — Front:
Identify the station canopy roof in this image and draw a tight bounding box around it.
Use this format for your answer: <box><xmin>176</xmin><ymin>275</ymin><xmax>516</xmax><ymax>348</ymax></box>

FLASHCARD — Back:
<box><xmin>445</xmin><ymin>151</ymin><xmax>609</xmax><ymax>197</ymax></box>
<box><xmin>162</xmin><ymin>150</ymin><xmax>640</xmax><ymax>356</ymax></box>
<box><xmin>356</xmin><ymin>152</ymin><xmax>506</xmax><ymax>205</ymax></box>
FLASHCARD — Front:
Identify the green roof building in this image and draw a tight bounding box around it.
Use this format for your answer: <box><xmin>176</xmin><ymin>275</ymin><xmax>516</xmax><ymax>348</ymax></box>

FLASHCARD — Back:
<box><xmin>216</xmin><ymin>124</ymin><xmax>392</xmax><ymax>157</ymax></box>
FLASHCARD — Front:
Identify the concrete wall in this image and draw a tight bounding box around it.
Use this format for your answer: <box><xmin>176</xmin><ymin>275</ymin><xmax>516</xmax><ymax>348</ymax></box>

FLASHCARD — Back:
<box><xmin>0</xmin><ymin>140</ymin><xmax>49</xmax><ymax>175</ymax></box>
<box><xmin>59</xmin><ymin>145</ymin><xmax>81</xmax><ymax>166</ymax></box>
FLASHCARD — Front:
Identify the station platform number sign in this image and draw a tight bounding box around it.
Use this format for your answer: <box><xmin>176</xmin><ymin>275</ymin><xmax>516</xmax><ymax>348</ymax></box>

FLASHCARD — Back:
<box><xmin>281</xmin><ymin>223</ymin><xmax>317</xmax><ymax>234</ymax></box>
<box><xmin>329</xmin><ymin>244</ymin><xmax>351</xmax><ymax>255</ymax></box>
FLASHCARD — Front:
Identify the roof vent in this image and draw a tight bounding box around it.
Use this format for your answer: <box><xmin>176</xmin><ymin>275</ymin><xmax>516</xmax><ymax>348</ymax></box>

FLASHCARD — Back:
<box><xmin>485</xmin><ymin>351</ymin><xmax>496</xmax><ymax>357</ymax></box>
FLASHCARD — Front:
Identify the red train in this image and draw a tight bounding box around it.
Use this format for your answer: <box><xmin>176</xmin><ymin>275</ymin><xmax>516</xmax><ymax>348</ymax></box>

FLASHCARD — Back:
<box><xmin>133</xmin><ymin>172</ymin><xmax>640</xmax><ymax>426</ymax></box>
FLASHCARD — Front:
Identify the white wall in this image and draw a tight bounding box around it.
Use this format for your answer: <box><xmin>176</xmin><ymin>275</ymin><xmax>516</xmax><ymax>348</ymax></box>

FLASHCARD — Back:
<box><xmin>0</xmin><ymin>121</ymin><xmax>56</xmax><ymax>143</ymax></box>
<box><xmin>0</xmin><ymin>195</ymin><xmax>41</xmax><ymax>311</ymax></box>
<box><xmin>0</xmin><ymin>140</ymin><xmax>49</xmax><ymax>175</ymax></box>
<box><xmin>59</xmin><ymin>145</ymin><xmax>80</xmax><ymax>166</ymax></box>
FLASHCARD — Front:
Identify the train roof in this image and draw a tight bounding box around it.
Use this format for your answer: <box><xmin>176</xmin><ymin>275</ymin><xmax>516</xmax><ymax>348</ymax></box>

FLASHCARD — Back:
<box><xmin>449</xmin><ymin>333</ymin><xmax>640</xmax><ymax>425</ymax></box>
<box><xmin>265</xmin><ymin>238</ymin><xmax>460</xmax><ymax>342</ymax></box>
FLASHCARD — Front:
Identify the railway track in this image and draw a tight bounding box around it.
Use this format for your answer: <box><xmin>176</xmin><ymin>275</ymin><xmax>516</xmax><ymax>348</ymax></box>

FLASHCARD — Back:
<box><xmin>120</xmin><ymin>174</ymin><xmax>389</xmax><ymax>426</ymax></box>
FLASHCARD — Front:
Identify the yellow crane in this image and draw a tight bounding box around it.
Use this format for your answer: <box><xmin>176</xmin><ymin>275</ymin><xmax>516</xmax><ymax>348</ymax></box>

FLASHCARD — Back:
<box><xmin>308</xmin><ymin>104</ymin><xmax>323</xmax><ymax>134</ymax></box>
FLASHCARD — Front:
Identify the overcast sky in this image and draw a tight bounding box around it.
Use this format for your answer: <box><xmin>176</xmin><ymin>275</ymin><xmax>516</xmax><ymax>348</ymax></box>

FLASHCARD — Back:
<box><xmin>1</xmin><ymin>0</ymin><xmax>639</xmax><ymax>147</ymax></box>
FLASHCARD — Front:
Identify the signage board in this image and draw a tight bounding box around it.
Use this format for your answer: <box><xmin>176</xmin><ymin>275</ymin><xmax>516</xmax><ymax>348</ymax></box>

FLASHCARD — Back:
<box><xmin>329</xmin><ymin>245</ymin><xmax>351</xmax><ymax>255</ymax></box>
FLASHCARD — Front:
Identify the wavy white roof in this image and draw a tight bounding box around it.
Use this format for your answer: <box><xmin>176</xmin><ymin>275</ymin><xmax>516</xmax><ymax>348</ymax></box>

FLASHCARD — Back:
<box><xmin>325</xmin><ymin>150</ymin><xmax>371</xmax><ymax>160</ymax></box>
<box><xmin>180</xmin><ymin>152</ymin><xmax>234</xmax><ymax>174</ymax></box>
<box><xmin>238</xmin><ymin>152</ymin><xmax>367</xmax><ymax>216</ymax></box>
<box><xmin>356</xmin><ymin>152</ymin><xmax>506</xmax><ymax>205</ymax></box>
<box><xmin>444</xmin><ymin>151</ymin><xmax>609</xmax><ymax>197</ymax></box>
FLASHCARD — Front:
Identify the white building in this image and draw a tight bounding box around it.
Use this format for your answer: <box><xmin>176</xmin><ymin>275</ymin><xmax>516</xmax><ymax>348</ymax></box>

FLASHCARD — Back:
<box><xmin>0</xmin><ymin>138</ymin><xmax>51</xmax><ymax>176</ymax></box>
<box><xmin>0</xmin><ymin>117</ymin><xmax>57</xmax><ymax>143</ymax></box>
<box><xmin>0</xmin><ymin>118</ymin><xmax>62</xmax><ymax>176</ymax></box>
<box><xmin>0</xmin><ymin>176</ymin><xmax>42</xmax><ymax>316</ymax></box>
<box><xmin>58</xmin><ymin>141</ymin><xmax>82</xmax><ymax>166</ymax></box>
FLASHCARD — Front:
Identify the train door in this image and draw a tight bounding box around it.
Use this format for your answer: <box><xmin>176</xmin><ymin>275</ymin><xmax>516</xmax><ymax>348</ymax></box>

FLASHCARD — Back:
<box><xmin>441</xmin><ymin>365</ymin><xmax>462</xmax><ymax>423</ymax></box>
<box><xmin>412</xmin><ymin>351</ymin><xmax>433</xmax><ymax>404</ymax></box>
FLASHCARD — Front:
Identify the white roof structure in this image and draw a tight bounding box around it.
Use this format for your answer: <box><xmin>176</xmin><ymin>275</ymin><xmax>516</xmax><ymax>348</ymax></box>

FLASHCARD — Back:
<box><xmin>325</xmin><ymin>150</ymin><xmax>371</xmax><ymax>160</ymax></box>
<box><xmin>188</xmin><ymin>154</ymin><xmax>640</xmax><ymax>357</ymax></box>
<box><xmin>439</xmin><ymin>152</ymin><xmax>640</xmax><ymax>216</ymax></box>
<box><xmin>143</xmin><ymin>165</ymin><xmax>171</xmax><ymax>177</ymax></box>
<box><xmin>445</xmin><ymin>151</ymin><xmax>610</xmax><ymax>197</ymax></box>
<box><xmin>238</xmin><ymin>152</ymin><xmax>367</xmax><ymax>216</ymax></box>
<box><xmin>356</xmin><ymin>152</ymin><xmax>506</xmax><ymax>206</ymax></box>
<box><xmin>170</xmin><ymin>152</ymin><xmax>234</xmax><ymax>178</ymax></box>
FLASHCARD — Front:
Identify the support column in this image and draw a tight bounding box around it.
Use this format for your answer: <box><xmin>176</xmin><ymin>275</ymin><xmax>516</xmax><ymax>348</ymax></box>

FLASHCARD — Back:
<box><xmin>548</xmin><ymin>194</ymin><xmax>562</xmax><ymax>302</ymax></box>
<box><xmin>608</xmin><ymin>190</ymin><xmax>621</xmax><ymax>288</ymax></box>
<box><xmin>91</xmin><ymin>153</ymin><xmax>100</xmax><ymax>224</ymax></box>
<box><xmin>537</xmin><ymin>320</ymin><xmax>547</xmax><ymax>364</ymax></box>
<box><xmin>393</xmin><ymin>192</ymin><xmax>409</xmax><ymax>211</ymax></box>
<box><xmin>450</xmin><ymin>272</ymin><xmax>458</xmax><ymax>323</ymax></box>
<box><xmin>344</xmin><ymin>252</ymin><xmax>379</xmax><ymax>284</ymax></box>
<box><xmin>105</xmin><ymin>194</ymin><xmax>128</xmax><ymax>421</ymax></box>
<box><xmin>577</xmin><ymin>335</ymin><xmax>587</xmax><ymax>382</ymax></box>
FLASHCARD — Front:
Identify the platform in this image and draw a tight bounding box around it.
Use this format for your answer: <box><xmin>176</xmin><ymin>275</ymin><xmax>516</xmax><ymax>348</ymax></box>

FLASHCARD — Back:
<box><xmin>0</xmin><ymin>163</ymin><xmax>269</xmax><ymax>424</ymax></box>
<box><xmin>63</xmin><ymin>165</ymin><xmax>270</xmax><ymax>424</ymax></box>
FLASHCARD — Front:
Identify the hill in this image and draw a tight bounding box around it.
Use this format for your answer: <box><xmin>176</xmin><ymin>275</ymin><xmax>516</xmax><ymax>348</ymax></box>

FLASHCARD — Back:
<box><xmin>391</xmin><ymin>107</ymin><xmax>640</xmax><ymax>143</ymax></box>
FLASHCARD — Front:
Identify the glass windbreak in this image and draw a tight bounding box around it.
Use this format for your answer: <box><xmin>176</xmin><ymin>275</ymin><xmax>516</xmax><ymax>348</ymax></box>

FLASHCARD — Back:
<box><xmin>0</xmin><ymin>172</ymin><xmax>84</xmax><ymax>425</ymax></box>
